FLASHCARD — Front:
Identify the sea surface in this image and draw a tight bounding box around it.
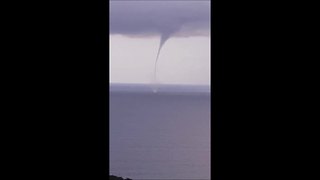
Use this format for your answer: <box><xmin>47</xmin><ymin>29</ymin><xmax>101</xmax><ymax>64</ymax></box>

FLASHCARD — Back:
<box><xmin>110</xmin><ymin>84</ymin><xmax>210</xmax><ymax>180</ymax></box>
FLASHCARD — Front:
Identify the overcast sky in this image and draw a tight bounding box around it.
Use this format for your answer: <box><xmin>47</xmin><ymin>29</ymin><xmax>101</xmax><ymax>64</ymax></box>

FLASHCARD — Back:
<box><xmin>110</xmin><ymin>0</ymin><xmax>210</xmax><ymax>85</ymax></box>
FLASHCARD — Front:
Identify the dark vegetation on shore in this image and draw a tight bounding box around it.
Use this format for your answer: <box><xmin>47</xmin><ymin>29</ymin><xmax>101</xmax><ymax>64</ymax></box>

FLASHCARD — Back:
<box><xmin>109</xmin><ymin>175</ymin><xmax>132</xmax><ymax>180</ymax></box>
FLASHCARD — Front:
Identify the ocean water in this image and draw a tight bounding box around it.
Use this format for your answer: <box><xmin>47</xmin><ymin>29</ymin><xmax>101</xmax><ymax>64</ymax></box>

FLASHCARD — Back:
<box><xmin>110</xmin><ymin>86</ymin><xmax>210</xmax><ymax>180</ymax></box>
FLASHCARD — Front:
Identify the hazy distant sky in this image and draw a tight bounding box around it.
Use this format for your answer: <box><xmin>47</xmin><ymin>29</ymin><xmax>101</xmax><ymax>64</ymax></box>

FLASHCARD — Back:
<box><xmin>110</xmin><ymin>0</ymin><xmax>210</xmax><ymax>85</ymax></box>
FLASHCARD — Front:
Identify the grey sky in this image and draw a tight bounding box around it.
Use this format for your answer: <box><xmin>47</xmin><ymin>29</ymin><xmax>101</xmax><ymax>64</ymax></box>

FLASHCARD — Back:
<box><xmin>110</xmin><ymin>1</ymin><xmax>210</xmax><ymax>37</ymax></box>
<box><xmin>110</xmin><ymin>0</ymin><xmax>211</xmax><ymax>85</ymax></box>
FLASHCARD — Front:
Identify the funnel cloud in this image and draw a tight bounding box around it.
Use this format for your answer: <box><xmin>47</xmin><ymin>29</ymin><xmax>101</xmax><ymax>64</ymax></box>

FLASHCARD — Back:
<box><xmin>110</xmin><ymin>1</ymin><xmax>210</xmax><ymax>86</ymax></box>
<box><xmin>154</xmin><ymin>32</ymin><xmax>171</xmax><ymax>82</ymax></box>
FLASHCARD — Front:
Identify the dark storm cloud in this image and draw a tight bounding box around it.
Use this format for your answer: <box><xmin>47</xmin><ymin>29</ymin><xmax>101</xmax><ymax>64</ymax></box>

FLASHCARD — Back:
<box><xmin>110</xmin><ymin>1</ymin><xmax>210</xmax><ymax>37</ymax></box>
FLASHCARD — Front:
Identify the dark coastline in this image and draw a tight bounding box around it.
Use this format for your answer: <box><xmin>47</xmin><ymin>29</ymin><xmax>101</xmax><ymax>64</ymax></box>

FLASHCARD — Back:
<box><xmin>109</xmin><ymin>175</ymin><xmax>132</xmax><ymax>180</ymax></box>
